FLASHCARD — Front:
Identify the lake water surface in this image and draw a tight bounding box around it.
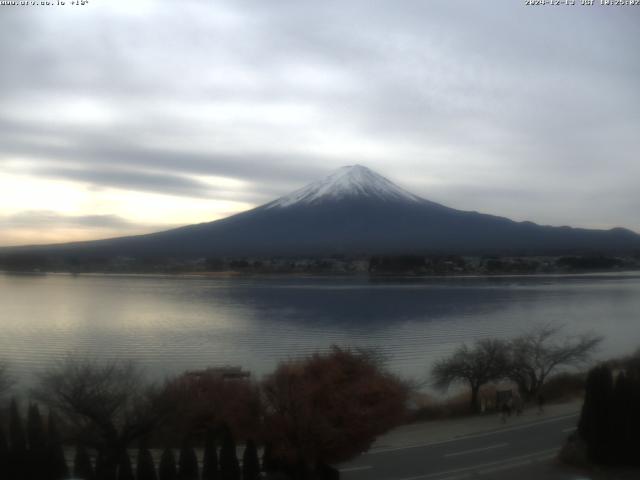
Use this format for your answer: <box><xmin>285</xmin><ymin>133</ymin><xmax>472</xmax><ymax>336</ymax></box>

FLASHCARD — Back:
<box><xmin>1</xmin><ymin>272</ymin><xmax>639</xmax><ymax>384</ymax></box>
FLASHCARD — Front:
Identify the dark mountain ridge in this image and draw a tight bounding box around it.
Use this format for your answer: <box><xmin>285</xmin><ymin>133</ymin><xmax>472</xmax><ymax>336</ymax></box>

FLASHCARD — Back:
<box><xmin>3</xmin><ymin>165</ymin><xmax>640</xmax><ymax>259</ymax></box>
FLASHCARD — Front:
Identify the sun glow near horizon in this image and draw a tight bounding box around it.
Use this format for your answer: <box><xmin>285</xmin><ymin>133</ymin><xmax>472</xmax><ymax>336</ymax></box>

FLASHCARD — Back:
<box><xmin>0</xmin><ymin>170</ymin><xmax>256</xmax><ymax>246</ymax></box>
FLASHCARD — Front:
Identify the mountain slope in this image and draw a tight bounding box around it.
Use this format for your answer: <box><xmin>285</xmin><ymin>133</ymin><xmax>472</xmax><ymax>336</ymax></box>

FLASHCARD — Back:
<box><xmin>4</xmin><ymin>165</ymin><xmax>640</xmax><ymax>257</ymax></box>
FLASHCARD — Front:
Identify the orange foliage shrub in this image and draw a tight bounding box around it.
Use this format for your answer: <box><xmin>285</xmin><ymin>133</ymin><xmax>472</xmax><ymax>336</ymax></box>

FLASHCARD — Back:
<box><xmin>262</xmin><ymin>347</ymin><xmax>409</xmax><ymax>470</ymax></box>
<box><xmin>157</xmin><ymin>367</ymin><xmax>261</xmax><ymax>442</ymax></box>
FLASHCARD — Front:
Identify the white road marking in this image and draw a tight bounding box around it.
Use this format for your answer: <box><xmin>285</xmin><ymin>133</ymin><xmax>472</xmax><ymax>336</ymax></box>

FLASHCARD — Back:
<box><xmin>393</xmin><ymin>447</ymin><xmax>559</xmax><ymax>480</ymax></box>
<box><xmin>562</xmin><ymin>427</ymin><xmax>577</xmax><ymax>433</ymax></box>
<box><xmin>443</xmin><ymin>442</ymin><xmax>508</xmax><ymax>458</ymax></box>
<box><xmin>339</xmin><ymin>465</ymin><xmax>372</xmax><ymax>473</ymax></box>
<box><xmin>365</xmin><ymin>413</ymin><xmax>578</xmax><ymax>455</ymax></box>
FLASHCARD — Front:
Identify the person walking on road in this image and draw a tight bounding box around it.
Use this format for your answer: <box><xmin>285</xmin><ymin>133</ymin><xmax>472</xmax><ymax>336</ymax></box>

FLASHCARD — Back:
<box><xmin>500</xmin><ymin>402</ymin><xmax>511</xmax><ymax>423</ymax></box>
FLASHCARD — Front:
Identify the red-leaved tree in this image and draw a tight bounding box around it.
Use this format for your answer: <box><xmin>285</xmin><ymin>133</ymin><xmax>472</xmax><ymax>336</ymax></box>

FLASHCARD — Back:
<box><xmin>261</xmin><ymin>346</ymin><xmax>409</xmax><ymax>479</ymax></box>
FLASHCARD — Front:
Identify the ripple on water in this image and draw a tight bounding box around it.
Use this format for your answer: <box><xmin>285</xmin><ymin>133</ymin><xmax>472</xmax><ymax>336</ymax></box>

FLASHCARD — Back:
<box><xmin>1</xmin><ymin>273</ymin><xmax>639</xmax><ymax>383</ymax></box>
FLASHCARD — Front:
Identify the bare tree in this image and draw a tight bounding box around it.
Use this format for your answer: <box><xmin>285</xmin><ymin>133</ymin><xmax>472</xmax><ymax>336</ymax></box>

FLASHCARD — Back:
<box><xmin>32</xmin><ymin>356</ymin><xmax>169</xmax><ymax>477</ymax></box>
<box><xmin>507</xmin><ymin>324</ymin><xmax>602</xmax><ymax>399</ymax></box>
<box><xmin>431</xmin><ymin>338</ymin><xmax>509</xmax><ymax>412</ymax></box>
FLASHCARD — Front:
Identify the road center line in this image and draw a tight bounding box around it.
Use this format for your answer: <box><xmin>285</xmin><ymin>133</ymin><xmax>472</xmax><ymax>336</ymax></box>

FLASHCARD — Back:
<box><xmin>443</xmin><ymin>442</ymin><xmax>508</xmax><ymax>458</ymax></box>
<box><xmin>394</xmin><ymin>447</ymin><xmax>559</xmax><ymax>480</ymax></box>
<box><xmin>366</xmin><ymin>413</ymin><xmax>578</xmax><ymax>455</ymax></box>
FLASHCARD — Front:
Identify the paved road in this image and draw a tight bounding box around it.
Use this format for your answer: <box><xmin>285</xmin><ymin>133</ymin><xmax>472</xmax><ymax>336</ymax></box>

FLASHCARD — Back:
<box><xmin>339</xmin><ymin>413</ymin><xmax>580</xmax><ymax>480</ymax></box>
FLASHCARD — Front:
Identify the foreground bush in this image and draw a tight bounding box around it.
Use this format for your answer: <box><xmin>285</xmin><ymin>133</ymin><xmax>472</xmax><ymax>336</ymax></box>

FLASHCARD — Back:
<box><xmin>576</xmin><ymin>359</ymin><xmax>640</xmax><ymax>466</ymax></box>
<box><xmin>262</xmin><ymin>346</ymin><xmax>408</xmax><ymax>479</ymax></box>
<box><xmin>156</xmin><ymin>369</ymin><xmax>261</xmax><ymax>443</ymax></box>
<box><xmin>0</xmin><ymin>347</ymin><xmax>411</xmax><ymax>479</ymax></box>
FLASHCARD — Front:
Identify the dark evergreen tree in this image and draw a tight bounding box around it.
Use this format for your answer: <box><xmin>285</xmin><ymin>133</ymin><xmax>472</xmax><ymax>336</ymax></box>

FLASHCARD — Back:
<box><xmin>0</xmin><ymin>425</ymin><xmax>9</xmax><ymax>480</ymax></box>
<box><xmin>201</xmin><ymin>429</ymin><xmax>218</xmax><ymax>480</ymax></box>
<box><xmin>576</xmin><ymin>362</ymin><xmax>640</xmax><ymax>467</ymax></box>
<box><xmin>27</xmin><ymin>405</ymin><xmax>46</xmax><ymax>453</ymax></box>
<box><xmin>242</xmin><ymin>439</ymin><xmax>260</xmax><ymax>480</ymax></box>
<box><xmin>47</xmin><ymin>412</ymin><xmax>69</xmax><ymax>480</ymax></box>
<box><xmin>101</xmin><ymin>444</ymin><xmax>123</xmax><ymax>480</ymax></box>
<box><xmin>136</xmin><ymin>444</ymin><xmax>157</xmax><ymax>480</ymax></box>
<box><xmin>9</xmin><ymin>399</ymin><xmax>26</xmax><ymax>454</ymax></box>
<box><xmin>95</xmin><ymin>450</ymin><xmax>105</xmax><ymax>480</ymax></box>
<box><xmin>116</xmin><ymin>451</ymin><xmax>134</xmax><ymax>480</ymax></box>
<box><xmin>9</xmin><ymin>399</ymin><xmax>27</xmax><ymax>480</ymax></box>
<box><xmin>261</xmin><ymin>442</ymin><xmax>277</xmax><ymax>475</ymax></box>
<box><xmin>95</xmin><ymin>447</ymin><xmax>118</xmax><ymax>480</ymax></box>
<box><xmin>631</xmin><ymin>370</ymin><xmax>640</xmax><ymax>467</ymax></box>
<box><xmin>74</xmin><ymin>445</ymin><xmax>95</xmax><ymax>480</ymax></box>
<box><xmin>219</xmin><ymin>425</ymin><xmax>239</xmax><ymax>480</ymax></box>
<box><xmin>578</xmin><ymin>365</ymin><xmax>615</xmax><ymax>464</ymax></box>
<box><xmin>159</xmin><ymin>448</ymin><xmax>177</xmax><ymax>480</ymax></box>
<box><xmin>27</xmin><ymin>404</ymin><xmax>46</xmax><ymax>480</ymax></box>
<box><xmin>612</xmin><ymin>372</ymin><xmax>631</xmax><ymax>464</ymax></box>
<box><xmin>178</xmin><ymin>439</ymin><xmax>199</xmax><ymax>480</ymax></box>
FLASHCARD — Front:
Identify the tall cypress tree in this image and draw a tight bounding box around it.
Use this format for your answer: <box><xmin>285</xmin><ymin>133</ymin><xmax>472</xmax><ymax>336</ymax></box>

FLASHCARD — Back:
<box><xmin>116</xmin><ymin>451</ymin><xmax>134</xmax><ymax>480</ymax></box>
<box><xmin>219</xmin><ymin>425</ymin><xmax>239</xmax><ymax>480</ymax></box>
<box><xmin>74</xmin><ymin>445</ymin><xmax>95</xmax><ymax>480</ymax></box>
<box><xmin>242</xmin><ymin>439</ymin><xmax>260</xmax><ymax>480</ymax></box>
<box><xmin>136</xmin><ymin>444</ymin><xmax>157</xmax><ymax>480</ymax></box>
<box><xmin>261</xmin><ymin>442</ymin><xmax>284</xmax><ymax>476</ymax></box>
<box><xmin>27</xmin><ymin>404</ymin><xmax>46</xmax><ymax>480</ymax></box>
<box><xmin>95</xmin><ymin>447</ymin><xmax>118</xmax><ymax>480</ymax></box>
<box><xmin>201</xmin><ymin>429</ymin><xmax>218</xmax><ymax>480</ymax></box>
<box><xmin>0</xmin><ymin>425</ymin><xmax>9</xmax><ymax>480</ymax></box>
<box><xmin>178</xmin><ymin>439</ymin><xmax>199</xmax><ymax>480</ymax></box>
<box><xmin>9</xmin><ymin>399</ymin><xmax>26</xmax><ymax>454</ymax></box>
<box><xmin>578</xmin><ymin>365</ymin><xmax>614</xmax><ymax>464</ymax></box>
<box><xmin>27</xmin><ymin>405</ymin><xmax>46</xmax><ymax>453</ymax></box>
<box><xmin>95</xmin><ymin>450</ymin><xmax>105</xmax><ymax>480</ymax></box>
<box><xmin>631</xmin><ymin>370</ymin><xmax>640</xmax><ymax>467</ymax></box>
<box><xmin>159</xmin><ymin>448</ymin><xmax>177</xmax><ymax>480</ymax></box>
<box><xmin>47</xmin><ymin>412</ymin><xmax>69</xmax><ymax>480</ymax></box>
<box><xmin>613</xmin><ymin>371</ymin><xmax>635</xmax><ymax>465</ymax></box>
<box><xmin>10</xmin><ymin>399</ymin><xmax>27</xmax><ymax>480</ymax></box>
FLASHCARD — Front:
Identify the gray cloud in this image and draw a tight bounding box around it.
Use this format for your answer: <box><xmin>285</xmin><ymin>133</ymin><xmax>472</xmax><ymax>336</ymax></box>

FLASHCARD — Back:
<box><xmin>0</xmin><ymin>0</ymin><xmax>639</xmax><ymax>234</ymax></box>
<box><xmin>0</xmin><ymin>116</ymin><xmax>330</xmax><ymax>200</ymax></box>
<box><xmin>2</xmin><ymin>211</ymin><xmax>133</xmax><ymax>229</ymax></box>
<box><xmin>32</xmin><ymin>165</ymin><xmax>229</xmax><ymax>200</ymax></box>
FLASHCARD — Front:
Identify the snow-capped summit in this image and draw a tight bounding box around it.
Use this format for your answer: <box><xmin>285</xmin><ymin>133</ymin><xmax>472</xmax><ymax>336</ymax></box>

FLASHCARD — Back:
<box><xmin>8</xmin><ymin>164</ymin><xmax>640</xmax><ymax>258</ymax></box>
<box><xmin>266</xmin><ymin>164</ymin><xmax>423</xmax><ymax>208</ymax></box>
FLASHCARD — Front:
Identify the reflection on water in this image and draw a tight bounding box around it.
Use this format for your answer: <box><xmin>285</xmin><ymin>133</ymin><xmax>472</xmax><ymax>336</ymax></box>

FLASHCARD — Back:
<box><xmin>0</xmin><ymin>272</ymin><xmax>639</xmax><ymax>383</ymax></box>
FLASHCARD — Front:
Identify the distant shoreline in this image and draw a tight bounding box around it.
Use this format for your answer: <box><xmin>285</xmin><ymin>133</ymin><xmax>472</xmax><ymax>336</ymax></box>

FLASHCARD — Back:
<box><xmin>2</xmin><ymin>268</ymin><xmax>640</xmax><ymax>280</ymax></box>
<box><xmin>2</xmin><ymin>252</ymin><xmax>640</xmax><ymax>278</ymax></box>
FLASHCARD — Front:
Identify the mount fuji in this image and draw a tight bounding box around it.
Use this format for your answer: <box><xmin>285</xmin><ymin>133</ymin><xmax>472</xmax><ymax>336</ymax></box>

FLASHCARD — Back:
<box><xmin>6</xmin><ymin>165</ymin><xmax>640</xmax><ymax>258</ymax></box>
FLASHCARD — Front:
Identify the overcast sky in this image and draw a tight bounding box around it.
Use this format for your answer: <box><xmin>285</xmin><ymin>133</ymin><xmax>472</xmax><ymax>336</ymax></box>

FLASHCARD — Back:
<box><xmin>1</xmin><ymin>0</ymin><xmax>639</xmax><ymax>246</ymax></box>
